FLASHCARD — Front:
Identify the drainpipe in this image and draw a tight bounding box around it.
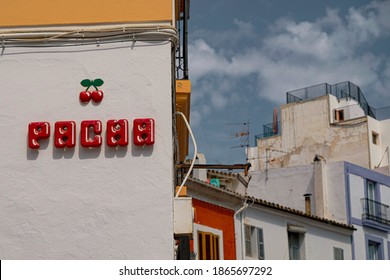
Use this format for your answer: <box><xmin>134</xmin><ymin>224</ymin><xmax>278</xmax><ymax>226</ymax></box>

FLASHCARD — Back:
<box><xmin>234</xmin><ymin>197</ymin><xmax>255</xmax><ymax>260</ymax></box>
<box><xmin>234</xmin><ymin>198</ymin><xmax>249</xmax><ymax>260</ymax></box>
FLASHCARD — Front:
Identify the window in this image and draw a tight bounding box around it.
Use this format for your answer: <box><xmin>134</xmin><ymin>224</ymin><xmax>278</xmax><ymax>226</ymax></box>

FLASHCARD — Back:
<box><xmin>287</xmin><ymin>227</ymin><xmax>305</xmax><ymax>260</ymax></box>
<box><xmin>194</xmin><ymin>224</ymin><xmax>223</xmax><ymax>260</ymax></box>
<box><xmin>365</xmin><ymin>235</ymin><xmax>384</xmax><ymax>260</ymax></box>
<box><xmin>366</xmin><ymin>180</ymin><xmax>377</xmax><ymax>218</ymax></box>
<box><xmin>333</xmin><ymin>247</ymin><xmax>344</xmax><ymax>260</ymax></box>
<box><xmin>288</xmin><ymin>232</ymin><xmax>301</xmax><ymax>260</ymax></box>
<box><xmin>198</xmin><ymin>231</ymin><xmax>220</xmax><ymax>260</ymax></box>
<box><xmin>245</xmin><ymin>225</ymin><xmax>265</xmax><ymax>260</ymax></box>
<box><xmin>368</xmin><ymin>241</ymin><xmax>380</xmax><ymax>260</ymax></box>
<box><xmin>367</xmin><ymin>180</ymin><xmax>376</xmax><ymax>200</ymax></box>
<box><xmin>372</xmin><ymin>131</ymin><xmax>379</xmax><ymax>145</ymax></box>
<box><xmin>362</xmin><ymin>180</ymin><xmax>390</xmax><ymax>226</ymax></box>
<box><xmin>335</xmin><ymin>109</ymin><xmax>344</xmax><ymax>122</ymax></box>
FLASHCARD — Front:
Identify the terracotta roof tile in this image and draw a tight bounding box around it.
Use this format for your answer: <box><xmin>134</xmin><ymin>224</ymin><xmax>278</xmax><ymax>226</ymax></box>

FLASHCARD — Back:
<box><xmin>188</xmin><ymin>177</ymin><xmax>355</xmax><ymax>231</ymax></box>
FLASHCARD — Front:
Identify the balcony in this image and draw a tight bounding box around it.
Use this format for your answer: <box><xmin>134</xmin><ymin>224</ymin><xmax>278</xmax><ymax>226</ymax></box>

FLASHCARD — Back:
<box><xmin>361</xmin><ymin>198</ymin><xmax>390</xmax><ymax>230</ymax></box>
<box><xmin>254</xmin><ymin>121</ymin><xmax>280</xmax><ymax>142</ymax></box>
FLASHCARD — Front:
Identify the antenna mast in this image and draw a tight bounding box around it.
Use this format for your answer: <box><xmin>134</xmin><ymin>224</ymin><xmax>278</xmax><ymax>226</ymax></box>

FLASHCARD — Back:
<box><xmin>226</xmin><ymin>120</ymin><xmax>250</xmax><ymax>161</ymax></box>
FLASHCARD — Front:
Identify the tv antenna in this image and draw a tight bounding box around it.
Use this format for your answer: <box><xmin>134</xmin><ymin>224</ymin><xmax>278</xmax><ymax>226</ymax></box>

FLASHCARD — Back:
<box><xmin>225</xmin><ymin>120</ymin><xmax>250</xmax><ymax>160</ymax></box>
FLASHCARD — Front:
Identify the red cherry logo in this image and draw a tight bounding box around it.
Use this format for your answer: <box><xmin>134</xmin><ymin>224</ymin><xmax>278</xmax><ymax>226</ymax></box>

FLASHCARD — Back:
<box><xmin>79</xmin><ymin>91</ymin><xmax>92</xmax><ymax>103</ymax></box>
<box><xmin>80</xmin><ymin>79</ymin><xmax>104</xmax><ymax>104</ymax></box>
<box><xmin>91</xmin><ymin>90</ymin><xmax>104</xmax><ymax>103</ymax></box>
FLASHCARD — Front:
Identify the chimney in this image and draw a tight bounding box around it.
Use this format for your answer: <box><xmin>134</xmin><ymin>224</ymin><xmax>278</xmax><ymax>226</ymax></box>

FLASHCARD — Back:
<box><xmin>313</xmin><ymin>155</ymin><xmax>327</xmax><ymax>218</ymax></box>
<box><xmin>304</xmin><ymin>193</ymin><xmax>312</xmax><ymax>215</ymax></box>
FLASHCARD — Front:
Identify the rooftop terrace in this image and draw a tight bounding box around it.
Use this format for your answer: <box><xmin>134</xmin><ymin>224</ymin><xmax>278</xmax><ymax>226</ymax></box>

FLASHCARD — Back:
<box><xmin>255</xmin><ymin>81</ymin><xmax>390</xmax><ymax>143</ymax></box>
<box><xmin>286</xmin><ymin>81</ymin><xmax>390</xmax><ymax>121</ymax></box>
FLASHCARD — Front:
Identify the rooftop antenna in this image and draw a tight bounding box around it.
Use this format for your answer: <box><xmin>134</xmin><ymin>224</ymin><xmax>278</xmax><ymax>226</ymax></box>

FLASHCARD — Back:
<box><xmin>225</xmin><ymin>120</ymin><xmax>250</xmax><ymax>161</ymax></box>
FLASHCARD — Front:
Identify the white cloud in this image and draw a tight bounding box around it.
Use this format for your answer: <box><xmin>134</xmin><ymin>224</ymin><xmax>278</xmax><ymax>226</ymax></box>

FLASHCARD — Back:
<box><xmin>369</xmin><ymin>0</ymin><xmax>390</xmax><ymax>30</ymax></box>
<box><xmin>189</xmin><ymin>0</ymin><xmax>390</xmax><ymax>127</ymax></box>
<box><xmin>188</xmin><ymin>39</ymin><xmax>229</xmax><ymax>83</ymax></box>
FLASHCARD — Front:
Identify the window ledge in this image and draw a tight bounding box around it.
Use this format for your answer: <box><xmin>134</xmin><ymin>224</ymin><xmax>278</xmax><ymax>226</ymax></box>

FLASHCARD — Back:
<box><xmin>362</xmin><ymin>219</ymin><xmax>390</xmax><ymax>232</ymax></box>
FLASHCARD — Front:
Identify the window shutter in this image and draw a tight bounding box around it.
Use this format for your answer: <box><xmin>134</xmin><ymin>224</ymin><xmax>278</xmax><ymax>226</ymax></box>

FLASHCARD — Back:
<box><xmin>257</xmin><ymin>228</ymin><xmax>265</xmax><ymax>260</ymax></box>
<box><xmin>333</xmin><ymin>247</ymin><xmax>344</xmax><ymax>260</ymax></box>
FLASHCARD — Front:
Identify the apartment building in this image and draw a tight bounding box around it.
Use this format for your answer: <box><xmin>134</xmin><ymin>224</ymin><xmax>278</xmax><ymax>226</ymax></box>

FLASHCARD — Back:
<box><xmin>248</xmin><ymin>81</ymin><xmax>390</xmax><ymax>171</ymax></box>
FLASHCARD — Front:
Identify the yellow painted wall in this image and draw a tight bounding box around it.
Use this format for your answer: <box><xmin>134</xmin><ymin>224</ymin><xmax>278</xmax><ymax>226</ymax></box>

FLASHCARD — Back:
<box><xmin>0</xmin><ymin>0</ymin><xmax>173</xmax><ymax>27</ymax></box>
<box><xmin>176</xmin><ymin>80</ymin><xmax>191</xmax><ymax>162</ymax></box>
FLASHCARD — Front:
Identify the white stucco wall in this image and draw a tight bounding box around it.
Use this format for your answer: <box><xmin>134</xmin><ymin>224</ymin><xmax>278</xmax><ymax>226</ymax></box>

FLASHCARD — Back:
<box><xmin>248</xmin><ymin>162</ymin><xmax>351</xmax><ymax>224</ymax></box>
<box><xmin>380</xmin><ymin>119</ymin><xmax>390</xmax><ymax>160</ymax></box>
<box><xmin>329</xmin><ymin>95</ymin><xmax>365</xmax><ymax>123</ymax></box>
<box><xmin>248</xmin><ymin>164</ymin><xmax>315</xmax><ymax>213</ymax></box>
<box><xmin>368</xmin><ymin>116</ymin><xmax>383</xmax><ymax>169</ymax></box>
<box><xmin>325</xmin><ymin>162</ymin><xmax>347</xmax><ymax>223</ymax></box>
<box><xmin>349</xmin><ymin>174</ymin><xmax>365</xmax><ymax>220</ymax></box>
<box><xmin>0</xmin><ymin>41</ymin><xmax>174</xmax><ymax>259</ymax></box>
<box><xmin>368</xmin><ymin>117</ymin><xmax>390</xmax><ymax>170</ymax></box>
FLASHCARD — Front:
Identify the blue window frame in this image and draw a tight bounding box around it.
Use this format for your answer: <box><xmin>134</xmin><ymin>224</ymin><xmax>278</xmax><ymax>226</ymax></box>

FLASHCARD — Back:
<box><xmin>365</xmin><ymin>234</ymin><xmax>384</xmax><ymax>260</ymax></box>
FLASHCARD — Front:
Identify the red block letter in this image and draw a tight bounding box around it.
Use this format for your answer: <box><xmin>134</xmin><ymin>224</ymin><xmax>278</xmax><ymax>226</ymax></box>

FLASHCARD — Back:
<box><xmin>54</xmin><ymin>121</ymin><xmax>76</xmax><ymax>148</ymax></box>
<box><xmin>28</xmin><ymin>122</ymin><xmax>50</xmax><ymax>149</ymax></box>
<box><xmin>107</xmin><ymin>119</ymin><xmax>129</xmax><ymax>147</ymax></box>
<box><xmin>80</xmin><ymin>120</ymin><xmax>102</xmax><ymax>147</ymax></box>
<box><xmin>133</xmin><ymin>118</ymin><xmax>155</xmax><ymax>146</ymax></box>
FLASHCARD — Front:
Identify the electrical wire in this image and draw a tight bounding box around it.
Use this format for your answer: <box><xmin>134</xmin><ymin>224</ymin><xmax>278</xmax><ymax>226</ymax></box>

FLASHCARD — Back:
<box><xmin>0</xmin><ymin>25</ymin><xmax>179</xmax><ymax>48</ymax></box>
<box><xmin>175</xmin><ymin>111</ymin><xmax>197</xmax><ymax>198</ymax></box>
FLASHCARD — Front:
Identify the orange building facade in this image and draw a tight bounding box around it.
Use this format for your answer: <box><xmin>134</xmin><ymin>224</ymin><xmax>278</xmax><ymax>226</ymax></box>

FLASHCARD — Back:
<box><xmin>192</xmin><ymin>198</ymin><xmax>237</xmax><ymax>260</ymax></box>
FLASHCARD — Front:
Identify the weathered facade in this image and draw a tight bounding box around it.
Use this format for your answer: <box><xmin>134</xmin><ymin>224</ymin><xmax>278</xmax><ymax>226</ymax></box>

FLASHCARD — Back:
<box><xmin>249</xmin><ymin>82</ymin><xmax>390</xmax><ymax>171</ymax></box>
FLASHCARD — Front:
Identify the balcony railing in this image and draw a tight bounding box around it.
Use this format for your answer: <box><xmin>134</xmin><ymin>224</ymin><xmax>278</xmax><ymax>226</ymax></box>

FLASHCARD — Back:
<box><xmin>361</xmin><ymin>198</ymin><xmax>390</xmax><ymax>225</ymax></box>
<box><xmin>286</xmin><ymin>81</ymin><xmax>390</xmax><ymax>121</ymax></box>
<box><xmin>254</xmin><ymin>121</ymin><xmax>280</xmax><ymax>142</ymax></box>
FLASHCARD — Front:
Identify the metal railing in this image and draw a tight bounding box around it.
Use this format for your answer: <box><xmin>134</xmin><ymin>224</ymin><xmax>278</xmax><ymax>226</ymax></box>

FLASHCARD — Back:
<box><xmin>286</xmin><ymin>81</ymin><xmax>390</xmax><ymax>120</ymax></box>
<box><xmin>361</xmin><ymin>198</ymin><xmax>390</xmax><ymax>225</ymax></box>
<box><xmin>255</xmin><ymin>81</ymin><xmax>390</xmax><ymax>143</ymax></box>
<box><xmin>254</xmin><ymin>121</ymin><xmax>280</xmax><ymax>142</ymax></box>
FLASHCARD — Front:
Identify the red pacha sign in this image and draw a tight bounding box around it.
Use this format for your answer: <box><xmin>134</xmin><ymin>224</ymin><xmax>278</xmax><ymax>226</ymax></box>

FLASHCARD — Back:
<box><xmin>28</xmin><ymin>118</ymin><xmax>155</xmax><ymax>149</ymax></box>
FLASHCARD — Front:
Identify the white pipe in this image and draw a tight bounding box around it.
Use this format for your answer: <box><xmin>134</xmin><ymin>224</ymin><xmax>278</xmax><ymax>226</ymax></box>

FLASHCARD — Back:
<box><xmin>234</xmin><ymin>197</ymin><xmax>255</xmax><ymax>260</ymax></box>
<box><xmin>235</xmin><ymin>200</ymin><xmax>248</xmax><ymax>216</ymax></box>
<box><xmin>234</xmin><ymin>199</ymin><xmax>248</xmax><ymax>260</ymax></box>
<box><xmin>175</xmin><ymin>112</ymin><xmax>197</xmax><ymax>198</ymax></box>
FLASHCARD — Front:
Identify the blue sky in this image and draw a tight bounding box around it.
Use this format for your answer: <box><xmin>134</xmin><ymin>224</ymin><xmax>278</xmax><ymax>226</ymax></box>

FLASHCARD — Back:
<box><xmin>187</xmin><ymin>0</ymin><xmax>390</xmax><ymax>164</ymax></box>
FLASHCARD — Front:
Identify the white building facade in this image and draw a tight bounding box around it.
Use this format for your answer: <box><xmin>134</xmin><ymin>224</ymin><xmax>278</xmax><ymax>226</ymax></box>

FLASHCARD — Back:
<box><xmin>243</xmin><ymin>201</ymin><xmax>354</xmax><ymax>260</ymax></box>
<box><xmin>188</xmin><ymin>170</ymin><xmax>355</xmax><ymax>260</ymax></box>
<box><xmin>0</xmin><ymin>0</ymin><xmax>180</xmax><ymax>259</ymax></box>
<box><xmin>247</xmin><ymin>160</ymin><xmax>390</xmax><ymax>259</ymax></box>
